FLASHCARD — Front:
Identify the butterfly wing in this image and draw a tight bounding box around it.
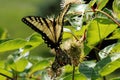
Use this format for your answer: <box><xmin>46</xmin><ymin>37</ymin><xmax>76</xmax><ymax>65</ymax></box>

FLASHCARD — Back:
<box><xmin>22</xmin><ymin>3</ymin><xmax>70</xmax><ymax>49</ymax></box>
<box><xmin>22</xmin><ymin>16</ymin><xmax>62</xmax><ymax>49</ymax></box>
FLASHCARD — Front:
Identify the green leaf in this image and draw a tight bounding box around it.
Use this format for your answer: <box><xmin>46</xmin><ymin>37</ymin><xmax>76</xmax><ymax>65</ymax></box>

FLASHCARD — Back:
<box><xmin>63</xmin><ymin>32</ymin><xmax>73</xmax><ymax>40</ymax></box>
<box><xmin>98</xmin><ymin>42</ymin><xmax>120</xmax><ymax>59</ymax></box>
<box><xmin>95</xmin><ymin>53</ymin><xmax>120</xmax><ymax>76</ymax></box>
<box><xmin>6</xmin><ymin>55</ymin><xmax>14</xmax><ymax>65</ymax></box>
<box><xmin>0</xmin><ymin>39</ymin><xmax>27</xmax><ymax>52</ymax></box>
<box><xmin>96</xmin><ymin>0</ymin><xmax>109</xmax><ymax>10</ymax></box>
<box><xmin>84</xmin><ymin>43</ymin><xmax>91</xmax><ymax>55</ymax></box>
<box><xmin>63</xmin><ymin>25</ymin><xmax>87</xmax><ymax>40</ymax></box>
<box><xmin>64</xmin><ymin>65</ymin><xmax>73</xmax><ymax>73</ymax></box>
<box><xmin>79</xmin><ymin>61</ymin><xmax>99</xmax><ymax>79</ymax></box>
<box><xmin>94</xmin><ymin>56</ymin><xmax>111</xmax><ymax>75</ymax></box>
<box><xmin>9</xmin><ymin>58</ymin><xmax>28</xmax><ymax>72</ymax></box>
<box><xmin>0</xmin><ymin>39</ymin><xmax>10</xmax><ymax>44</ymax></box>
<box><xmin>73</xmin><ymin>25</ymin><xmax>87</xmax><ymax>37</ymax></box>
<box><xmin>107</xmin><ymin>28</ymin><xmax>120</xmax><ymax>39</ymax></box>
<box><xmin>28</xmin><ymin>33</ymin><xmax>43</xmax><ymax>46</ymax></box>
<box><xmin>112</xmin><ymin>77</ymin><xmax>120</xmax><ymax>80</ymax></box>
<box><xmin>0</xmin><ymin>28</ymin><xmax>7</xmax><ymax>39</ymax></box>
<box><xmin>40</xmin><ymin>71</ymin><xmax>51</xmax><ymax>80</ymax></box>
<box><xmin>0</xmin><ymin>61</ymin><xmax>5</xmax><ymax>68</ymax></box>
<box><xmin>98</xmin><ymin>44</ymin><xmax>115</xmax><ymax>59</ymax></box>
<box><xmin>0</xmin><ymin>68</ymin><xmax>13</xmax><ymax>78</ymax></box>
<box><xmin>22</xmin><ymin>33</ymin><xmax>43</xmax><ymax>54</ymax></box>
<box><xmin>113</xmin><ymin>0</ymin><xmax>120</xmax><ymax>19</ymax></box>
<box><xmin>63</xmin><ymin>73</ymin><xmax>87</xmax><ymax>80</ymax></box>
<box><xmin>29</xmin><ymin>59</ymin><xmax>51</xmax><ymax>75</ymax></box>
<box><xmin>112</xmin><ymin>42</ymin><xmax>120</xmax><ymax>53</ymax></box>
<box><xmin>0</xmin><ymin>75</ymin><xmax>6</xmax><ymax>80</ymax></box>
<box><xmin>100</xmin><ymin>58</ymin><xmax>120</xmax><ymax>76</ymax></box>
<box><xmin>86</xmin><ymin>18</ymin><xmax>117</xmax><ymax>46</ymax></box>
<box><xmin>89</xmin><ymin>0</ymin><xmax>97</xmax><ymax>7</ymax></box>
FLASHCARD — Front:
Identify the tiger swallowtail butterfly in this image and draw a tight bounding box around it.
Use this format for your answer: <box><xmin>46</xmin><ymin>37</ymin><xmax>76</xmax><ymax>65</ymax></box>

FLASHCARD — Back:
<box><xmin>22</xmin><ymin>4</ymin><xmax>71</xmax><ymax>71</ymax></box>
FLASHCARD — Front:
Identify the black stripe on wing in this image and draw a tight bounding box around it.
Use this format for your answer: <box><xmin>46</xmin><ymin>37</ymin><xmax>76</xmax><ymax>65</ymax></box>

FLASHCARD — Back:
<box><xmin>22</xmin><ymin>16</ymin><xmax>61</xmax><ymax>49</ymax></box>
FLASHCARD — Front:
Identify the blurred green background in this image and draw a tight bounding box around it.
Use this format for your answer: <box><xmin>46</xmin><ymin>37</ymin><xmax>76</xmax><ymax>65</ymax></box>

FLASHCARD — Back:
<box><xmin>0</xmin><ymin>0</ymin><xmax>62</xmax><ymax>59</ymax></box>
<box><xmin>0</xmin><ymin>0</ymin><xmax>61</xmax><ymax>38</ymax></box>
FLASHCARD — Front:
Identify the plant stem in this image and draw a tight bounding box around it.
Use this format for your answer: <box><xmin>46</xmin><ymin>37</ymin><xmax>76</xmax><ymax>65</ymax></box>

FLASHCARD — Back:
<box><xmin>97</xmin><ymin>10</ymin><xmax>120</xmax><ymax>27</ymax></box>
<box><xmin>72</xmin><ymin>65</ymin><xmax>75</xmax><ymax>80</ymax></box>
<box><xmin>103</xmin><ymin>76</ymin><xmax>107</xmax><ymax>80</ymax></box>
<box><xmin>0</xmin><ymin>73</ymin><xmax>13</xmax><ymax>80</ymax></box>
<box><xmin>86</xmin><ymin>10</ymin><xmax>120</xmax><ymax>27</ymax></box>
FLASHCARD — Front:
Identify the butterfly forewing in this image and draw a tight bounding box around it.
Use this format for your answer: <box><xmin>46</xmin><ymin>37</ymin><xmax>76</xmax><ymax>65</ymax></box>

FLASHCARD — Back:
<box><xmin>22</xmin><ymin>16</ymin><xmax>62</xmax><ymax>49</ymax></box>
<box><xmin>40</xmin><ymin>18</ymin><xmax>55</xmax><ymax>42</ymax></box>
<box><xmin>55</xmin><ymin>24</ymin><xmax>62</xmax><ymax>43</ymax></box>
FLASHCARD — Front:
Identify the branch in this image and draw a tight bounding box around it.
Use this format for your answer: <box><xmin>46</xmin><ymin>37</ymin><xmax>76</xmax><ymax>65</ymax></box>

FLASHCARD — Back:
<box><xmin>96</xmin><ymin>10</ymin><xmax>120</xmax><ymax>27</ymax></box>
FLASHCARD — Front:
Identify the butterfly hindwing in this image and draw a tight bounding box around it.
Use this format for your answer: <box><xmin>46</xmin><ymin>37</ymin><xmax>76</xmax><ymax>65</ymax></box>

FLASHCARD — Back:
<box><xmin>22</xmin><ymin>16</ymin><xmax>62</xmax><ymax>49</ymax></box>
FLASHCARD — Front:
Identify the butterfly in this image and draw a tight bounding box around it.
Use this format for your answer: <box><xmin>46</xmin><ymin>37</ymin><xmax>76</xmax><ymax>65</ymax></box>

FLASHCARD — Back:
<box><xmin>22</xmin><ymin>4</ymin><xmax>70</xmax><ymax>49</ymax></box>
<box><xmin>22</xmin><ymin>4</ymin><xmax>71</xmax><ymax>72</ymax></box>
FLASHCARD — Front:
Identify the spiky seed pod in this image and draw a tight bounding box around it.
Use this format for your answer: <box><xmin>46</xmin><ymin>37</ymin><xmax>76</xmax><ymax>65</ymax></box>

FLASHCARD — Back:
<box><xmin>62</xmin><ymin>37</ymin><xmax>85</xmax><ymax>66</ymax></box>
<box><xmin>61</xmin><ymin>0</ymin><xmax>82</xmax><ymax>8</ymax></box>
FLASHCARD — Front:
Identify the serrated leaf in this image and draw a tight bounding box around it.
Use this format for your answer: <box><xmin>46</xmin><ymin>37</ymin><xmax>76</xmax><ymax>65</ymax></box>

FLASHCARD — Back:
<box><xmin>0</xmin><ymin>68</ymin><xmax>13</xmax><ymax>78</ymax></box>
<box><xmin>9</xmin><ymin>58</ymin><xmax>28</xmax><ymax>72</ymax></box>
<box><xmin>0</xmin><ymin>39</ymin><xmax>27</xmax><ymax>52</ymax></box>
<box><xmin>96</xmin><ymin>0</ymin><xmax>109</xmax><ymax>10</ymax></box>
<box><xmin>86</xmin><ymin>18</ymin><xmax>117</xmax><ymax>46</ymax></box>
<box><xmin>29</xmin><ymin>59</ymin><xmax>51</xmax><ymax>75</ymax></box>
